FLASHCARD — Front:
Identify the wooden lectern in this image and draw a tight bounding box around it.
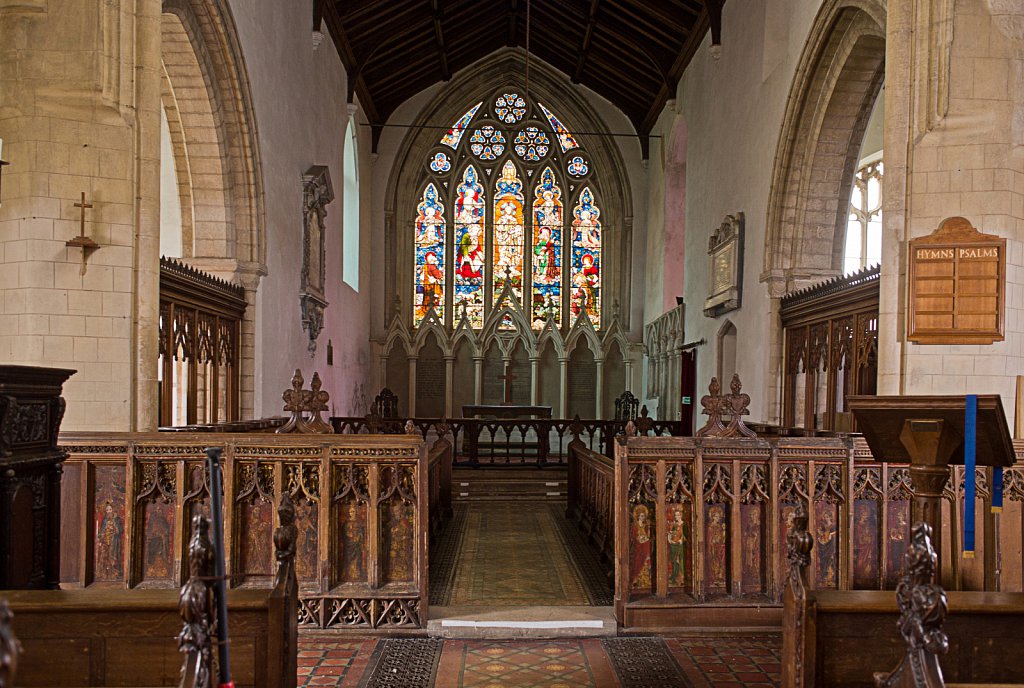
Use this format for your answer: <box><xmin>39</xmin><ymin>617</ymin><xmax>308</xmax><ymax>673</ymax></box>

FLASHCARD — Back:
<box><xmin>849</xmin><ymin>395</ymin><xmax>1015</xmax><ymax>578</ymax></box>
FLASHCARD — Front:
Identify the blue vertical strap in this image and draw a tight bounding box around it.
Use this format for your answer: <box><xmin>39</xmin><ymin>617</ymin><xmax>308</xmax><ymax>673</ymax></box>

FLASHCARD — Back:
<box><xmin>964</xmin><ymin>394</ymin><xmax>977</xmax><ymax>558</ymax></box>
<box><xmin>992</xmin><ymin>467</ymin><xmax>1004</xmax><ymax>513</ymax></box>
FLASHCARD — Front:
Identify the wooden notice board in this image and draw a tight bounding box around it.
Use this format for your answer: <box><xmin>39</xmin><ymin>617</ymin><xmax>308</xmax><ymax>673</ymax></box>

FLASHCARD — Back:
<box><xmin>908</xmin><ymin>216</ymin><xmax>1005</xmax><ymax>344</ymax></box>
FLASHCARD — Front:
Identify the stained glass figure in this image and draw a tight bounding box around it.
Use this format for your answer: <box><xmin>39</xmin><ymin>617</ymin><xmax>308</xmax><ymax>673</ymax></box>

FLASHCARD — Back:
<box><xmin>567</xmin><ymin>155</ymin><xmax>589</xmax><ymax>177</ymax></box>
<box><xmin>429</xmin><ymin>152</ymin><xmax>452</xmax><ymax>173</ymax></box>
<box><xmin>531</xmin><ymin>167</ymin><xmax>563</xmax><ymax>328</ymax></box>
<box><xmin>514</xmin><ymin>127</ymin><xmax>551</xmax><ymax>162</ymax></box>
<box><xmin>570</xmin><ymin>187</ymin><xmax>601</xmax><ymax>327</ymax></box>
<box><xmin>414</xmin><ymin>183</ymin><xmax>446</xmax><ymax>326</ymax></box>
<box><xmin>453</xmin><ymin>166</ymin><xmax>486</xmax><ymax>327</ymax></box>
<box><xmin>492</xmin><ymin>160</ymin><xmax>525</xmax><ymax>306</ymax></box>
<box><xmin>469</xmin><ymin>125</ymin><xmax>506</xmax><ymax>160</ymax></box>
<box><xmin>495</xmin><ymin>93</ymin><xmax>527</xmax><ymax>124</ymax></box>
<box><xmin>441</xmin><ymin>102</ymin><xmax>482</xmax><ymax>149</ymax></box>
<box><xmin>538</xmin><ymin>102</ymin><xmax>579</xmax><ymax>153</ymax></box>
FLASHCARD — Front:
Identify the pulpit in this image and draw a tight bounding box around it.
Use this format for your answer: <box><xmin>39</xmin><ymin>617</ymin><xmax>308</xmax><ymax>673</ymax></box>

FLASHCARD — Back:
<box><xmin>0</xmin><ymin>365</ymin><xmax>75</xmax><ymax>589</ymax></box>
<box><xmin>849</xmin><ymin>395</ymin><xmax>1015</xmax><ymax>577</ymax></box>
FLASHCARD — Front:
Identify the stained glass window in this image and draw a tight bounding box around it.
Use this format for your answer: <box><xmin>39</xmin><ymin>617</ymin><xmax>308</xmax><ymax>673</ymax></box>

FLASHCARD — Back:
<box><xmin>493</xmin><ymin>161</ymin><xmax>525</xmax><ymax>304</ymax></box>
<box><xmin>441</xmin><ymin>102</ymin><xmax>482</xmax><ymax>149</ymax></box>
<box><xmin>453</xmin><ymin>165</ymin><xmax>486</xmax><ymax>327</ymax></box>
<box><xmin>570</xmin><ymin>187</ymin><xmax>601</xmax><ymax>327</ymax></box>
<box><xmin>414</xmin><ymin>183</ymin><xmax>445</xmax><ymax>326</ymax></box>
<box><xmin>538</xmin><ymin>102</ymin><xmax>579</xmax><ymax>153</ymax></box>
<box><xmin>531</xmin><ymin>167</ymin><xmax>562</xmax><ymax>328</ymax></box>
<box><xmin>414</xmin><ymin>92</ymin><xmax>600</xmax><ymax>331</ymax></box>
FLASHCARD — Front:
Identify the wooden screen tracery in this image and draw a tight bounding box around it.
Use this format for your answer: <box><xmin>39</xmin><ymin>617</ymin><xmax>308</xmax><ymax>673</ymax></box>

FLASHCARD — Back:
<box><xmin>781</xmin><ymin>264</ymin><xmax>879</xmax><ymax>431</ymax></box>
<box><xmin>159</xmin><ymin>257</ymin><xmax>246</xmax><ymax>427</ymax></box>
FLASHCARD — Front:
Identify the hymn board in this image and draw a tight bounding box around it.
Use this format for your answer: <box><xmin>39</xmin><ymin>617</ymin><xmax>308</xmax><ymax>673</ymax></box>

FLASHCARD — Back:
<box><xmin>908</xmin><ymin>216</ymin><xmax>1005</xmax><ymax>345</ymax></box>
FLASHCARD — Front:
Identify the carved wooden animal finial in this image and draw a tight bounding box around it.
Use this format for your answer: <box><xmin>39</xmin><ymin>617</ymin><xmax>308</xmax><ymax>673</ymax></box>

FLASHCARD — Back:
<box><xmin>404</xmin><ymin>419</ymin><xmax>417</xmax><ymax>435</ymax></box>
<box><xmin>624</xmin><ymin>420</ymin><xmax>637</xmax><ymax>437</ymax></box>
<box><xmin>0</xmin><ymin>600</ymin><xmax>20</xmax><ymax>688</ymax></box>
<box><xmin>696</xmin><ymin>377</ymin><xmax>727</xmax><ymax>437</ymax></box>
<box><xmin>304</xmin><ymin>372</ymin><xmax>334</xmax><ymax>434</ymax></box>
<box><xmin>636</xmin><ymin>405</ymin><xmax>654</xmax><ymax>435</ymax></box>
<box><xmin>178</xmin><ymin>515</ymin><xmax>215</xmax><ymax>688</ymax></box>
<box><xmin>436</xmin><ymin>418</ymin><xmax>451</xmax><ymax>439</ymax></box>
<box><xmin>274</xmin><ymin>493</ymin><xmax>298</xmax><ymax>589</ymax></box>
<box><xmin>874</xmin><ymin>523</ymin><xmax>948</xmax><ymax>688</ymax></box>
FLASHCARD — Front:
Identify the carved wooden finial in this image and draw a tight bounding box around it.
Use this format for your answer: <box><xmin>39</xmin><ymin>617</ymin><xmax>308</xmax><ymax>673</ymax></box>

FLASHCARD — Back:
<box><xmin>624</xmin><ymin>420</ymin><xmax>637</xmax><ymax>437</ymax></box>
<box><xmin>0</xmin><ymin>600</ymin><xmax>20</xmax><ymax>688</ymax></box>
<box><xmin>637</xmin><ymin>405</ymin><xmax>654</xmax><ymax>435</ymax></box>
<box><xmin>569</xmin><ymin>414</ymin><xmax>585</xmax><ymax>440</ymax></box>
<box><xmin>785</xmin><ymin>502</ymin><xmax>812</xmax><ymax>580</ymax></box>
<box><xmin>274</xmin><ymin>493</ymin><xmax>298</xmax><ymax>575</ymax></box>
<box><xmin>305</xmin><ymin>372</ymin><xmax>334</xmax><ymax>434</ymax></box>
<box><xmin>723</xmin><ymin>373</ymin><xmax>756</xmax><ymax>438</ymax></box>
<box><xmin>696</xmin><ymin>377</ymin><xmax>726</xmax><ymax>437</ymax></box>
<box><xmin>436</xmin><ymin>417</ymin><xmax>451</xmax><ymax>439</ymax></box>
<box><xmin>874</xmin><ymin>523</ymin><xmax>949</xmax><ymax>688</ymax></box>
<box><xmin>178</xmin><ymin>515</ymin><xmax>215</xmax><ymax>688</ymax></box>
<box><xmin>277</xmin><ymin>369</ymin><xmax>308</xmax><ymax>434</ymax></box>
<box><xmin>404</xmin><ymin>419</ymin><xmax>417</xmax><ymax>435</ymax></box>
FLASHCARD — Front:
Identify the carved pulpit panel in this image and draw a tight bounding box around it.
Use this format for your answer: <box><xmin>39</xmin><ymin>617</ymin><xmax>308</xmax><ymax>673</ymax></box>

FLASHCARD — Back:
<box><xmin>301</xmin><ymin>166</ymin><xmax>334</xmax><ymax>356</ymax></box>
<box><xmin>704</xmin><ymin>212</ymin><xmax>743</xmax><ymax>317</ymax></box>
<box><xmin>908</xmin><ymin>216</ymin><xmax>1005</xmax><ymax>344</ymax></box>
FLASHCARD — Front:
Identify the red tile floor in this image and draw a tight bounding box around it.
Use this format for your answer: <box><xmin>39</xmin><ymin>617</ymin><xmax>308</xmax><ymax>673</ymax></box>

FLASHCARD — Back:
<box><xmin>297</xmin><ymin>633</ymin><xmax>782</xmax><ymax>687</ymax></box>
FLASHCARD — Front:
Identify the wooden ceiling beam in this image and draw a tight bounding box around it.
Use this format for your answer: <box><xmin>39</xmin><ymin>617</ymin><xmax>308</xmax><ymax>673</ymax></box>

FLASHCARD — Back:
<box><xmin>572</xmin><ymin>0</ymin><xmax>600</xmax><ymax>83</ymax></box>
<box><xmin>602</xmin><ymin>2</ymin><xmax>687</xmax><ymax>48</ymax></box>
<box><xmin>507</xmin><ymin>0</ymin><xmax>518</xmax><ymax>46</ymax></box>
<box><xmin>322</xmin><ymin>1</ymin><xmax>379</xmax><ymax>126</ymax></box>
<box><xmin>334</xmin><ymin>0</ymin><xmax>421</xmax><ymax>24</ymax></box>
<box><xmin>430</xmin><ymin>0</ymin><xmax>450</xmax><ymax>81</ymax></box>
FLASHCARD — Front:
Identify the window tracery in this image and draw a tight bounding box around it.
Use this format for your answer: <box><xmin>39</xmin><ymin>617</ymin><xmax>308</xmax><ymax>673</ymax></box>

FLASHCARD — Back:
<box><xmin>844</xmin><ymin>159</ymin><xmax>883</xmax><ymax>275</ymax></box>
<box><xmin>414</xmin><ymin>92</ymin><xmax>602</xmax><ymax>330</ymax></box>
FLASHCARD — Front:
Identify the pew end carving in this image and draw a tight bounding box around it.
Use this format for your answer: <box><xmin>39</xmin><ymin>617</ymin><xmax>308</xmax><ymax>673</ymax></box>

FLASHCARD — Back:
<box><xmin>0</xmin><ymin>600</ymin><xmax>20</xmax><ymax>688</ymax></box>
<box><xmin>874</xmin><ymin>523</ymin><xmax>948</xmax><ymax>688</ymax></box>
<box><xmin>178</xmin><ymin>515</ymin><xmax>216</xmax><ymax>688</ymax></box>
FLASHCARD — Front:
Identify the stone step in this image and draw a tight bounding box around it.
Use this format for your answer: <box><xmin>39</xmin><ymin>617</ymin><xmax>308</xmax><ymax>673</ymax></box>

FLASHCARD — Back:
<box><xmin>452</xmin><ymin>468</ymin><xmax>568</xmax><ymax>500</ymax></box>
<box><xmin>427</xmin><ymin>606</ymin><xmax>617</xmax><ymax>639</ymax></box>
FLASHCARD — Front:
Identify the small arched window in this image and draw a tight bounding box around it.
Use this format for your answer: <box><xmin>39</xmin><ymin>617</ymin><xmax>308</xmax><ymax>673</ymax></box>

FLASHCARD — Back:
<box><xmin>413</xmin><ymin>92</ymin><xmax>602</xmax><ymax>330</ymax></box>
<box><xmin>343</xmin><ymin>116</ymin><xmax>359</xmax><ymax>290</ymax></box>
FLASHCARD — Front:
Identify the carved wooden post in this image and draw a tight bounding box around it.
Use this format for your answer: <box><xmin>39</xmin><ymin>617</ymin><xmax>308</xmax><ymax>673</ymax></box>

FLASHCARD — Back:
<box><xmin>178</xmin><ymin>515</ymin><xmax>215</xmax><ymax>688</ymax></box>
<box><xmin>273</xmin><ymin>493</ymin><xmax>298</xmax><ymax>688</ymax></box>
<box><xmin>781</xmin><ymin>503</ymin><xmax>813</xmax><ymax>688</ymax></box>
<box><xmin>0</xmin><ymin>600</ymin><xmax>20</xmax><ymax>688</ymax></box>
<box><xmin>874</xmin><ymin>523</ymin><xmax>948</xmax><ymax>688</ymax></box>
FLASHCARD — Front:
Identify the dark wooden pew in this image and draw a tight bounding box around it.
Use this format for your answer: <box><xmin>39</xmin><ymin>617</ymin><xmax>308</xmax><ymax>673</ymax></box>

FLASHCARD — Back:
<box><xmin>783</xmin><ymin>507</ymin><xmax>1024</xmax><ymax>688</ymax></box>
<box><xmin>6</xmin><ymin>497</ymin><xmax>298</xmax><ymax>688</ymax></box>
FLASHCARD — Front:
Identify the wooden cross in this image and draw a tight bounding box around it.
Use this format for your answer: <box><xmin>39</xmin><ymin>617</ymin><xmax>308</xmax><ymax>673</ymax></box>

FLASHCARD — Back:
<box><xmin>497</xmin><ymin>364</ymin><xmax>517</xmax><ymax>405</ymax></box>
<box><xmin>74</xmin><ymin>192</ymin><xmax>92</xmax><ymax>235</ymax></box>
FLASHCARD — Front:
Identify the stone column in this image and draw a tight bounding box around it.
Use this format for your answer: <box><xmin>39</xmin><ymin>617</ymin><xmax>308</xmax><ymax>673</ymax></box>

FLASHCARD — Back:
<box><xmin>530</xmin><ymin>356</ymin><xmax>540</xmax><ymax>406</ymax></box>
<box><xmin>444</xmin><ymin>355</ymin><xmax>454</xmax><ymax>418</ymax></box>
<box><xmin>473</xmin><ymin>356</ymin><xmax>484</xmax><ymax>404</ymax></box>
<box><xmin>0</xmin><ymin>0</ymin><xmax>163</xmax><ymax>431</ymax></box>
<box><xmin>595</xmin><ymin>357</ymin><xmax>604</xmax><ymax>419</ymax></box>
<box><xmin>559</xmin><ymin>357</ymin><xmax>569</xmax><ymax>417</ymax></box>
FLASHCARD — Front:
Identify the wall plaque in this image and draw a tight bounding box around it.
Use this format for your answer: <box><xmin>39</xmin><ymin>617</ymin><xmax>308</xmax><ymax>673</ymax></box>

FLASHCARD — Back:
<box><xmin>300</xmin><ymin>165</ymin><xmax>334</xmax><ymax>356</ymax></box>
<box><xmin>704</xmin><ymin>212</ymin><xmax>744</xmax><ymax>317</ymax></box>
<box><xmin>908</xmin><ymin>216</ymin><xmax>1005</xmax><ymax>345</ymax></box>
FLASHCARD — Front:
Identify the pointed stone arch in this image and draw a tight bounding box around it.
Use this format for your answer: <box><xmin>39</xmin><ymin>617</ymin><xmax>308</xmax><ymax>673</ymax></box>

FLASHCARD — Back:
<box><xmin>763</xmin><ymin>0</ymin><xmax>886</xmax><ymax>294</ymax></box>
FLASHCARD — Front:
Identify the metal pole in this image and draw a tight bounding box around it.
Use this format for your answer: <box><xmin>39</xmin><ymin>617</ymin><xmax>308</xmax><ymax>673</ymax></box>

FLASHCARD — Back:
<box><xmin>205</xmin><ymin>447</ymin><xmax>233</xmax><ymax>688</ymax></box>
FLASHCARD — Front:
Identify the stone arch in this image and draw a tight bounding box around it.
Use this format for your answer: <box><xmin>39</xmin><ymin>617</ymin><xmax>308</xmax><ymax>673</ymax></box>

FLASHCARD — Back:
<box><xmin>385</xmin><ymin>49</ymin><xmax>635</xmax><ymax>331</ymax></box>
<box><xmin>159</xmin><ymin>0</ymin><xmax>266</xmax><ymax>418</ymax></box>
<box><xmin>763</xmin><ymin>0</ymin><xmax>886</xmax><ymax>294</ymax></box>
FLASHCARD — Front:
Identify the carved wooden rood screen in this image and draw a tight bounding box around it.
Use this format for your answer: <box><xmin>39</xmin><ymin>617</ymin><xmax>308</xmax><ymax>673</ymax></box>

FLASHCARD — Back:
<box><xmin>159</xmin><ymin>257</ymin><xmax>246</xmax><ymax>427</ymax></box>
<box><xmin>59</xmin><ymin>432</ymin><xmax>441</xmax><ymax>630</ymax></box>
<box><xmin>781</xmin><ymin>264</ymin><xmax>879</xmax><ymax>432</ymax></box>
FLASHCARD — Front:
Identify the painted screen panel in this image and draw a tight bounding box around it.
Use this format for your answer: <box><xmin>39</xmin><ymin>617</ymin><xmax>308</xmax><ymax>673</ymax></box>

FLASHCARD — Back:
<box><xmin>570</xmin><ymin>187</ymin><xmax>602</xmax><ymax>327</ymax></box>
<box><xmin>531</xmin><ymin>167</ymin><xmax>562</xmax><ymax>328</ymax></box>
<box><xmin>453</xmin><ymin>166</ymin><xmax>486</xmax><ymax>327</ymax></box>
<box><xmin>413</xmin><ymin>183</ymin><xmax>446</xmax><ymax>326</ymax></box>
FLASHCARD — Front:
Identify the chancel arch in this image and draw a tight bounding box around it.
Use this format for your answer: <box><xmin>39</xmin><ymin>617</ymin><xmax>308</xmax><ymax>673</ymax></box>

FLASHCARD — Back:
<box><xmin>379</xmin><ymin>51</ymin><xmax>639</xmax><ymax>419</ymax></box>
<box><xmin>158</xmin><ymin>0</ymin><xmax>266</xmax><ymax>421</ymax></box>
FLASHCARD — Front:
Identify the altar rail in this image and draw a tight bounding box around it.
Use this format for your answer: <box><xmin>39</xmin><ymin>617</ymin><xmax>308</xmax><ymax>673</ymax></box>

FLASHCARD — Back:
<box><xmin>613</xmin><ymin>435</ymin><xmax>1024</xmax><ymax>629</ymax></box>
<box><xmin>329</xmin><ymin>416</ymin><xmax>682</xmax><ymax>464</ymax></box>
<box><xmin>59</xmin><ymin>432</ymin><xmax>446</xmax><ymax>630</ymax></box>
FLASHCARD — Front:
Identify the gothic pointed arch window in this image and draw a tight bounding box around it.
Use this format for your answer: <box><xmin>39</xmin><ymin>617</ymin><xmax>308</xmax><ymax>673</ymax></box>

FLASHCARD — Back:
<box><xmin>413</xmin><ymin>91</ymin><xmax>603</xmax><ymax>330</ymax></box>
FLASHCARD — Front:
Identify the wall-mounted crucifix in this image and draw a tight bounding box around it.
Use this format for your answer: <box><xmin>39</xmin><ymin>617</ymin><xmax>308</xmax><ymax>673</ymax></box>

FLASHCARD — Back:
<box><xmin>497</xmin><ymin>362</ymin><xmax>517</xmax><ymax>405</ymax></box>
<box><xmin>66</xmin><ymin>191</ymin><xmax>100</xmax><ymax>275</ymax></box>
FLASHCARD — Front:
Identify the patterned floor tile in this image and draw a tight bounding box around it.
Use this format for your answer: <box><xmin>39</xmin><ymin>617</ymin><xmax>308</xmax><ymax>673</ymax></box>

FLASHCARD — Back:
<box><xmin>663</xmin><ymin>635</ymin><xmax>782</xmax><ymax>687</ymax></box>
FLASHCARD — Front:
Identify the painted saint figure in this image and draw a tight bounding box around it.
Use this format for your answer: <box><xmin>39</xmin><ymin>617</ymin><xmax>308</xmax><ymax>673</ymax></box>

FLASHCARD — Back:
<box><xmin>630</xmin><ymin>504</ymin><xmax>652</xmax><ymax>589</ymax></box>
<box><xmin>419</xmin><ymin>251</ymin><xmax>444</xmax><ymax>312</ymax></box>
<box><xmin>457</xmin><ymin>223</ymin><xmax>484</xmax><ymax>279</ymax></box>
<box><xmin>667</xmin><ymin>503</ymin><xmax>689</xmax><ymax>587</ymax></box>
<box><xmin>706</xmin><ymin>505</ymin><xmax>728</xmax><ymax>591</ymax></box>
<box><xmin>95</xmin><ymin>500</ymin><xmax>124</xmax><ymax>579</ymax></box>
<box><xmin>533</xmin><ymin>226</ymin><xmax>559</xmax><ymax>284</ymax></box>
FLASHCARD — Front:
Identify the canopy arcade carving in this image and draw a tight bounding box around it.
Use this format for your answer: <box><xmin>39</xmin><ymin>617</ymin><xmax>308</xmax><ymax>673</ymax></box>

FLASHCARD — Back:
<box><xmin>908</xmin><ymin>217</ymin><xmax>1005</xmax><ymax>345</ymax></box>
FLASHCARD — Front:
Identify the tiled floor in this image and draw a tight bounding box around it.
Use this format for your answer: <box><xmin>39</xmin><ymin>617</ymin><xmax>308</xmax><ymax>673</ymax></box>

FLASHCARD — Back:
<box><xmin>297</xmin><ymin>634</ymin><xmax>783</xmax><ymax>687</ymax></box>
